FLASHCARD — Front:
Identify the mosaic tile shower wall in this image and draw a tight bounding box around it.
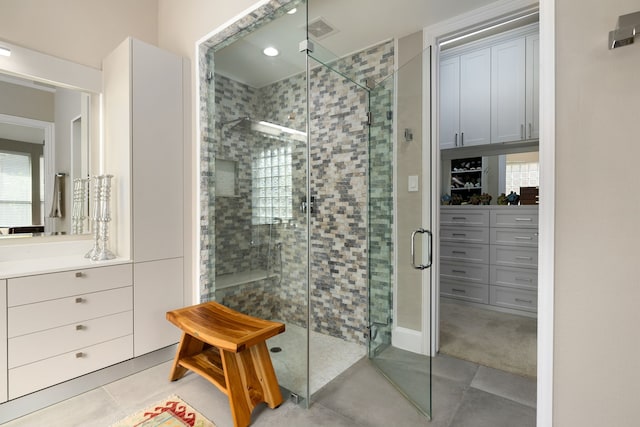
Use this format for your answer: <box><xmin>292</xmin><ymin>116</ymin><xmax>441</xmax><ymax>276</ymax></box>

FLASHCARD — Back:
<box><xmin>199</xmin><ymin>2</ymin><xmax>395</xmax><ymax>345</ymax></box>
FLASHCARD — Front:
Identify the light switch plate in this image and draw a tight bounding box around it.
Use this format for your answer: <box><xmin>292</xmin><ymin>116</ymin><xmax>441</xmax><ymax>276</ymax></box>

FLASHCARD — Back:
<box><xmin>408</xmin><ymin>175</ymin><xmax>419</xmax><ymax>192</ymax></box>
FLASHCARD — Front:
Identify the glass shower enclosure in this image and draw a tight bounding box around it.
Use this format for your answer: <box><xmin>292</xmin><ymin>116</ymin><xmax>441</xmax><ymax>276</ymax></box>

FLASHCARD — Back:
<box><xmin>198</xmin><ymin>0</ymin><xmax>432</xmax><ymax>418</ymax></box>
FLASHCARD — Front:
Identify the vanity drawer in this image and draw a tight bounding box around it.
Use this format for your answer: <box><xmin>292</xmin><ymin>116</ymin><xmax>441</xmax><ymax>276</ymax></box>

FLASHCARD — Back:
<box><xmin>441</xmin><ymin>280</ymin><xmax>489</xmax><ymax>304</ymax></box>
<box><xmin>490</xmin><ymin>285</ymin><xmax>537</xmax><ymax>312</ymax></box>
<box><xmin>490</xmin><ymin>245</ymin><xmax>538</xmax><ymax>268</ymax></box>
<box><xmin>8</xmin><ymin>335</ymin><xmax>133</xmax><ymax>400</ymax></box>
<box><xmin>8</xmin><ymin>310</ymin><xmax>132</xmax><ymax>368</ymax></box>
<box><xmin>440</xmin><ymin>260</ymin><xmax>489</xmax><ymax>284</ymax></box>
<box><xmin>441</xmin><ymin>242</ymin><xmax>489</xmax><ymax>264</ymax></box>
<box><xmin>440</xmin><ymin>226</ymin><xmax>489</xmax><ymax>244</ymax></box>
<box><xmin>490</xmin><ymin>228</ymin><xmax>538</xmax><ymax>247</ymax></box>
<box><xmin>8</xmin><ymin>263</ymin><xmax>132</xmax><ymax>307</ymax></box>
<box><xmin>440</xmin><ymin>209</ymin><xmax>489</xmax><ymax>227</ymax></box>
<box><xmin>490</xmin><ymin>209</ymin><xmax>538</xmax><ymax>228</ymax></box>
<box><xmin>8</xmin><ymin>286</ymin><xmax>132</xmax><ymax>338</ymax></box>
<box><xmin>490</xmin><ymin>265</ymin><xmax>538</xmax><ymax>290</ymax></box>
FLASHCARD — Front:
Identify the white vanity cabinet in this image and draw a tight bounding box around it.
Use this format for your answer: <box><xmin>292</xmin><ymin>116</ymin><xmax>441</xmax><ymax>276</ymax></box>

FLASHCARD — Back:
<box><xmin>6</xmin><ymin>264</ymin><xmax>133</xmax><ymax>399</ymax></box>
<box><xmin>1</xmin><ymin>279</ymin><xmax>6</xmax><ymax>404</ymax></box>
<box><xmin>103</xmin><ymin>37</ymin><xmax>186</xmax><ymax>357</ymax></box>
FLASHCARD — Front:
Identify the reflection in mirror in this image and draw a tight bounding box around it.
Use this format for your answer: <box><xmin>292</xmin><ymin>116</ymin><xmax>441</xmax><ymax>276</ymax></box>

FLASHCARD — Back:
<box><xmin>0</xmin><ymin>58</ymin><xmax>98</xmax><ymax>239</ymax></box>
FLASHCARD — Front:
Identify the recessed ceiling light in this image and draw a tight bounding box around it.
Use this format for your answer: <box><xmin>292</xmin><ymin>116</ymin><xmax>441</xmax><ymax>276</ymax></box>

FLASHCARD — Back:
<box><xmin>287</xmin><ymin>8</ymin><xmax>297</xmax><ymax>14</ymax></box>
<box><xmin>263</xmin><ymin>47</ymin><xmax>279</xmax><ymax>57</ymax></box>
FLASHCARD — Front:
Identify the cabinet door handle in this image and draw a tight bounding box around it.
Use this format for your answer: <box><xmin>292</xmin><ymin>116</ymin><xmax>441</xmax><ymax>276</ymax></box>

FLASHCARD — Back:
<box><xmin>528</xmin><ymin>123</ymin><xmax>532</xmax><ymax>138</ymax></box>
<box><xmin>454</xmin><ymin>133</ymin><xmax>458</xmax><ymax>147</ymax></box>
<box><xmin>521</xmin><ymin>124</ymin><xmax>524</xmax><ymax>140</ymax></box>
<box><xmin>75</xmin><ymin>297</ymin><xmax>84</xmax><ymax>303</ymax></box>
<box><xmin>461</xmin><ymin>132</ymin><xmax>464</xmax><ymax>146</ymax></box>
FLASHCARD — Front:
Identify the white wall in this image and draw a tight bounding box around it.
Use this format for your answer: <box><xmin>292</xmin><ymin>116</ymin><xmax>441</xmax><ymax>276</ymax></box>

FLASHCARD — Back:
<box><xmin>0</xmin><ymin>0</ymin><xmax>158</xmax><ymax>69</ymax></box>
<box><xmin>554</xmin><ymin>0</ymin><xmax>640</xmax><ymax>425</ymax></box>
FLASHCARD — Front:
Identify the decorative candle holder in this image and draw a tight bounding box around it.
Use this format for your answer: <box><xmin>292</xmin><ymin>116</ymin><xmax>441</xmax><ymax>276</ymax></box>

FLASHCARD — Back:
<box><xmin>85</xmin><ymin>175</ymin><xmax>116</xmax><ymax>261</ymax></box>
<box><xmin>72</xmin><ymin>178</ymin><xmax>89</xmax><ymax>234</ymax></box>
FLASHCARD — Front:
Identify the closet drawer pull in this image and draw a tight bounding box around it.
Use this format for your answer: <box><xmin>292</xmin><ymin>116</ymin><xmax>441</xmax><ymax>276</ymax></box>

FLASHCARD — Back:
<box><xmin>452</xmin><ymin>250</ymin><xmax>467</xmax><ymax>255</ymax></box>
<box><xmin>515</xmin><ymin>217</ymin><xmax>533</xmax><ymax>222</ymax></box>
<box><xmin>515</xmin><ymin>276</ymin><xmax>533</xmax><ymax>282</ymax></box>
<box><xmin>515</xmin><ymin>298</ymin><xmax>533</xmax><ymax>304</ymax></box>
<box><xmin>516</xmin><ymin>256</ymin><xmax>533</xmax><ymax>261</ymax></box>
<box><xmin>452</xmin><ymin>288</ymin><xmax>466</xmax><ymax>293</ymax></box>
<box><xmin>452</xmin><ymin>233</ymin><xmax>467</xmax><ymax>237</ymax></box>
<box><xmin>514</xmin><ymin>236</ymin><xmax>533</xmax><ymax>240</ymax></box>
<box><xmin>451</xmin><ymin>216</ymin><xmax>467</xmax><ymax>220</ymax></box>
<box><xmin>452</xmin><ymin>270</ymin><xmax>467</xmax><ymax>274</ymax></box>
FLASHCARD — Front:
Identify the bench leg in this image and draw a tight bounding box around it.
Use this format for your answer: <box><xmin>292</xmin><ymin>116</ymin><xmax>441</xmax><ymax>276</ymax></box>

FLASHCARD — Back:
<box><xmin>221</xmin><ymin>342</ymin><xmax>284</xmax><ymax>427</ymax></box>
<box><xmin>169</xmin><ymin>332</ymin><xmax>204</xmax><ymax>381</ymax></box>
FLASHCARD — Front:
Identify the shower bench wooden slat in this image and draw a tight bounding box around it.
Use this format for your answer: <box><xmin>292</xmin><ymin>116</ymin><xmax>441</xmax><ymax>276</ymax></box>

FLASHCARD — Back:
<box><xmin>166</xmin><ymin>301</ymin><xmax>285</xmax><ymax>427</ymax></box>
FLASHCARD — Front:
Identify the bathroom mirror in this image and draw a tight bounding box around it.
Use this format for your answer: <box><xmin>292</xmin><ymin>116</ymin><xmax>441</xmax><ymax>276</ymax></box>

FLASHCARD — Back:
<box><xmin>0</xmin><ymin>40</ymin><xmax>102</xmax><ymax>240</ymax></box>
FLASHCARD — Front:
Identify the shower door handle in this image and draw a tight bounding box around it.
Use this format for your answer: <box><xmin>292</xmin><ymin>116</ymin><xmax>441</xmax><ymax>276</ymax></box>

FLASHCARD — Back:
<box><xmin>411</xmin><ymin>228</ymin><xmax>433</xmax><ymax>270</ymax></box>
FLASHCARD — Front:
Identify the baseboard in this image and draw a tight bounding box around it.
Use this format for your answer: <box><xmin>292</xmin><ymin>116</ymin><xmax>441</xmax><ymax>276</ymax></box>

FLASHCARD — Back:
<box><xmin>392</xmin><ymin>326</ymin><xmax>423</xmax><ymax>354</ymax></box>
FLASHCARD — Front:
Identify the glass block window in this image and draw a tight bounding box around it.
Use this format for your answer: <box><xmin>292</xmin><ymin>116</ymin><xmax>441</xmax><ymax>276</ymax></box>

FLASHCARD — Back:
<box><xmin>505</xmin><ymin>160</ymin><xmax>539</xmax><ymax>195</ymax></box>
<box><xmin>252</xmin><ymin>145</ymin><xmax>293</xmax><ymax>225</ymax></box>
<box><xmin>0</xmin><ymin>151</ymin><xmax>33</xmax><ymax>226</ymax></box>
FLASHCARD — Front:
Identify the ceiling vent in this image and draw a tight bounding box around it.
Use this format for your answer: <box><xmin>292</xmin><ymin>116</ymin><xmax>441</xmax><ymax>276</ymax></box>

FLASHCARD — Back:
<box><xmin>307</xmin><ymin>17</ymin><xmax>338</xmax><ymax>40</ymax></box>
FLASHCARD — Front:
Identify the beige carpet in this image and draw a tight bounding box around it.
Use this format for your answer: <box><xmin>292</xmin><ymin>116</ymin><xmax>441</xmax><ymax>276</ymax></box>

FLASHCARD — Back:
<box><xmin>439</xmin><ymin>299</ymin><xmax>537</xmax><ymax>378</ymax></box>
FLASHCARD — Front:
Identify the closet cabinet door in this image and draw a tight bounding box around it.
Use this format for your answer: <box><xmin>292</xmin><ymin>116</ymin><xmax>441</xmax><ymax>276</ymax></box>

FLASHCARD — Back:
<box><xmin>459</xmin><ymin>47</ymin><xmax>491</xmax><ymax>147</ymax></box>
<box><xmin>131</xmin><ymin>39</ymin><xmax>184</xmax><ymax>263</ymax></box>
<box><xmin>439</xmin><ymin>56</ymin><xmax>460</xmax><ymax>149</ymax></box>
<box><xmin>525</xmin><ymin>34</ymin><xmax>540</xmax><ymax>140</ymax></box>
<box><xmin>491</xmin><ymin>38</ymin><xmax>526</xmax><ymax>143</ymax></box>
<box><xmin>133</xmin><ymin>257</ymin><xmax>183</xmax><ymax>357</ymax></box>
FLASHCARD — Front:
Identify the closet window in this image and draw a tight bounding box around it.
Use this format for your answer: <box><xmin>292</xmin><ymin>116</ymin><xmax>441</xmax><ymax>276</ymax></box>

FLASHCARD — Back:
<box><xmin>504</xmin><ymin>152</ymin><xmax>539</xmax><ymax>195</ymax></box>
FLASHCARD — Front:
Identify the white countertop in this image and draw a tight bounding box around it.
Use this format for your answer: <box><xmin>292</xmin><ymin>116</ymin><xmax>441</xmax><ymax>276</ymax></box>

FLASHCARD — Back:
<box><xmin>0</xmin><ymin>239</ymin><xmax>131</xmax><ymax>279</ymax></box>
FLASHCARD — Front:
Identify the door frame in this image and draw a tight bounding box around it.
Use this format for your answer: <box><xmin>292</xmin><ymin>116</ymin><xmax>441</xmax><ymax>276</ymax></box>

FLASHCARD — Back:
<box><xmin>424</xmin><ymin>0</ymin><xmax>554</xmax><ymax>426</ymax></box>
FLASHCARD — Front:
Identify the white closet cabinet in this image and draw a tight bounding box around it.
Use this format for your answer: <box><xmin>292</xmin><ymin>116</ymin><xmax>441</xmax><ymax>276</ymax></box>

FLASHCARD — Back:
<box><xmin>525</xmin><ymin>34</ymin><xmax>540</xmax><ymax>140</ymax></box>
<box><xmin>103</xmin><ymin>38</ymin><xmax>186</xmax><ymax>357</ymax></box>
<box><xmin>490</xmin><ymin>38</ymin><xmax>526</xmax><ymax>143</ymax></box>
<box><xmin>439</xmin><ymin>48</ymin><xmax>491</xmax><ymax>149</ymax></box>
<box><xmin>1</xmin><ymin>279</ymin><xmax>6</xmax><ymax>404</ymax></box>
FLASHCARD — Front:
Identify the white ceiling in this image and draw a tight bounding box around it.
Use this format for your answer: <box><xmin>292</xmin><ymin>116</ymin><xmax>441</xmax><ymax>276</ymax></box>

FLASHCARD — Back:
<box><xmin>214</xmin><ymin>0</ymin><xmax>499</xmax><ymax>88</ymax></box>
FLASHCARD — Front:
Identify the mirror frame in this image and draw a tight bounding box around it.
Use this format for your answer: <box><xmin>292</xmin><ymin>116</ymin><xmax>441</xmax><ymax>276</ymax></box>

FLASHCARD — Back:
<box><xmin>0</xmin><ymin>39</ymin><xmax>102</xmax><ymax>243</ymax></box>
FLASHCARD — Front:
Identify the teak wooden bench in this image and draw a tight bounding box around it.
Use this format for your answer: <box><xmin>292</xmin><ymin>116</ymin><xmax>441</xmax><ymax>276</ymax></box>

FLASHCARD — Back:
<box><xmin>166</xmin><ymin>301</ymin><xmax>285</xmax><ymax>427</ymax></box>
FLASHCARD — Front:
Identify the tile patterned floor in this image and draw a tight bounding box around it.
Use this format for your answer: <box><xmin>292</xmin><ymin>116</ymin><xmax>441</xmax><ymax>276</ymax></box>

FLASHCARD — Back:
<box><xmin>3</xmin><ymin>352</ymin><xmax>536</xmax><ymax>427</ymax></box>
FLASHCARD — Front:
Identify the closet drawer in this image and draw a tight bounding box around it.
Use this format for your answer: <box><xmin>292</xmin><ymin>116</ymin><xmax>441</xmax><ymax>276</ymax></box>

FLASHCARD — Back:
<box><xmin>8</xmin><ymin>311</ymin><xmax>133</xmax><ymax>368</ymax></box>
<box><xmin>441</xmin><ymin>242</ymin><xmax>489</xmax><ymax>264</ymax></box>
<box><xmin>490</xmin><ymin>245</ymin><xmax>538</xmax><ymax>268</ymax></box>
<box><xmin>8</xmin><ymin>286</ymin><xmax>132</xmax><ymax>338</ymax></box>
<box><xmin>8</xmin><ymin>335</ymin><xmax>133</xmax><ymax>400</ymax></box>
<box><xmin>490</xmin><ymin>265</ymin><xmax>538</xmax><ymax>290</ymax></box>
<box><xmin>441</xmin><ymin>280</ymin><xmax>489</xmax><ymax>304</ymax></box>
<box><xmin>440</xmin><ymin>260</ymin><xmax>489</xmax><ymax>284</ymax></box>
<box><xmin>490</xmin><ymin>209</ymin><xmax>538</xmax><ymax>228</ymax></box>
<box><xmin>490</xmin><ymin>285</ymin><xmax>537</xmax><ymax>312</ymax></box>
<box><xmin>441</xmin><ymin>226</ymin><xmax>489</xmax><ymax>244</ymax></box>
<box><xmin>440</xmin><ymin>209</ymin><xmax>489</xmax><ymax>227</ymax></box>
<box><xmin>8</xmin><ymin>263</ymin><xmax>132</xmax><ymax>307</ymax></box>
<box><xmin>490</xmin><ymin>228</ymin><xmax>538</xmax><ymax>247</ymax></box>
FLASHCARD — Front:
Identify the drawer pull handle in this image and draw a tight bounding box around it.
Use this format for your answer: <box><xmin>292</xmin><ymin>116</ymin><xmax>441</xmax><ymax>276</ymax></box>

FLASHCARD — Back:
<box><xmin>515</xmin><ymin>298</ymin><xmax>533</xmax><ymax>304</ymax></box>
<box><xmin>516</xmin><ymin>256</ymin><xmax>533</xmax><ymax>260</ymax></box>
<box><xmin>452</xmin><ymin>233</ymin><xmax>467</xmax><ymax>237</ymax></box>
<box><xmin>452</xmin><ymin>250</ymin><xmax>467</xmax><ymax>255</ymax></box>
<box><xmin>76</xmin><ymin>324</ymin><xmax>85</xmax><ymax>331</ymax></box>
<box><xmin>515</xmin><ymin>276</ymin><xmax>533</xmax><ymax>282</ymax></box>
<box><xmin>75</xmin><ymin>272</ymin><xmax>85</xmax><ymax>278</ymax></box>
<box><xmin>452</xmin><ymin>217</ymin><xmax>467</xmax><ymax>220</ymax></box>
<box><xmin>515</xmin><ymin>236</ymin><xmax>533</xmax><ymax>240</ymax></box>
<box><xmin>515</xmin><ymin>217</ymin><xmax>533</xmax><ymax>222</ymax></box>
<box><xmin>75</xmin><ymin>297</ymin><xmax>84</xmax><ymax>303</ymax></box>
<box><xmin>75</xmin><ymin>352</ymin><xmax>85</xmax><ymax>358</ymax></box>
<box><xmin>452</xmin><ymin>288</ymin><xmax>467</xmax><ymax>293</ymax></box>
<box><xmin>452</xmin><ymin>270</ymin><xmax>467</xmax><ymax>274</ymax></box>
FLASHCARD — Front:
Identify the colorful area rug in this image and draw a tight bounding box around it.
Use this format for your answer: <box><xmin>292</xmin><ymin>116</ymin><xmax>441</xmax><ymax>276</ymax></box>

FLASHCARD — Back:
<box><xmin>111</xmin><ymin>395</ymin><xmax>216</xmax><ymax>427</ymax></box>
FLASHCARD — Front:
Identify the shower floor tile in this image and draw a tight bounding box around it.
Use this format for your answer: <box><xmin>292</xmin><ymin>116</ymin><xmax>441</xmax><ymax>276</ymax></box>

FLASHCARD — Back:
<box><xmin>266</xmin><ymin>322</ymin><xmax>367</xmax><ymax>397</ymax></box>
